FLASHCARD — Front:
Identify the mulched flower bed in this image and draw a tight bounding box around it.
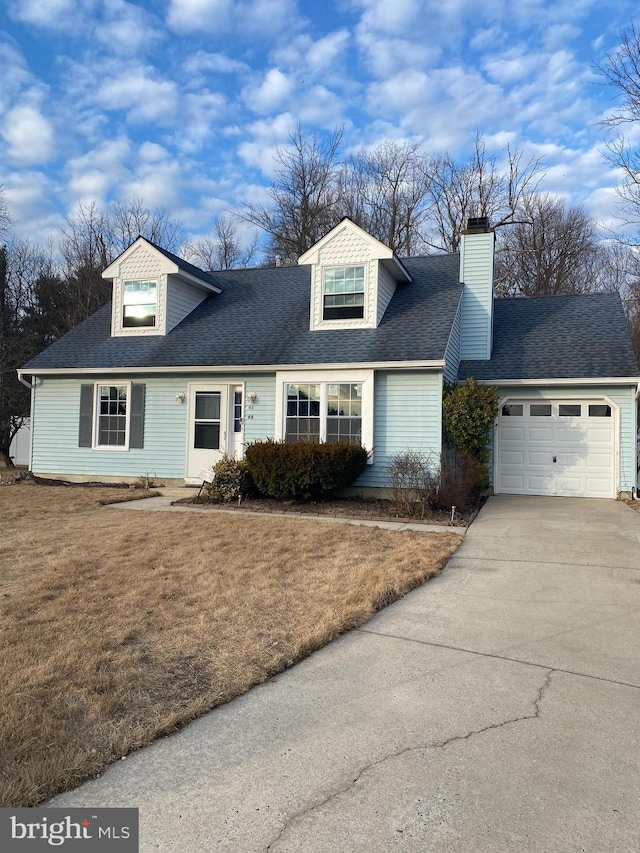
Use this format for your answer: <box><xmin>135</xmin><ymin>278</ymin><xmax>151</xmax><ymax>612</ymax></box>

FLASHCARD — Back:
<box><xmin>174</xmin><ymin>494</ymin><xmax>473</xmax><ymax>526</ymax></box>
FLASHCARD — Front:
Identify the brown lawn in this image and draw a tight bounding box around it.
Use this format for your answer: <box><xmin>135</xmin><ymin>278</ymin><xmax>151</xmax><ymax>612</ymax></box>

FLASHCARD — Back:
<box><xmin>0</xmin><ymin>484</ymin><xmax>461</xmax><ymax>807</ymax></box>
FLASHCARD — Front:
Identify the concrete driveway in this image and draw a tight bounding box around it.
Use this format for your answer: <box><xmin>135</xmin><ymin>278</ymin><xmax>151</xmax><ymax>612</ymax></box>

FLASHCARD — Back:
<box><xmin>51</xmin><ymin>495</ymin><xmax>640</xmax><ymax>852</ymax></box>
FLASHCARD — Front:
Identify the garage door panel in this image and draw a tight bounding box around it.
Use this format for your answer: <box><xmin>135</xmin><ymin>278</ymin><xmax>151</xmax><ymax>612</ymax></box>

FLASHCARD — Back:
<box><xmin>585</xmin><ymin>452</ymin><xmax>613</xmax><ymax>469</ymax></box>
<box><xmin>527</xmin><ymin>450</ymin><xmax>554</xmax><ymax>467</ymax></box>
<box><xmin>496</xmin><ymin>400</ymin><xmax>615</xmax><ymax>499</ymax></box>
<box><xmin>585</xmin><ymin>427</ymin><xmax>614</xmax><ymax>444</ymax></box>
<box><xmin>499</xmin><ymin>474</ymin><xmax>525</xmax><ymax>490</ymax></box>
<box><xmin>555</xmin><ymin>475</ymin><xmax>583</xmax><ymax>494</ymax></box>
<box><xmin>528</xmin><ymin>427</ymin><xmax>554</xmax><ymax>442</ymax></box>
<box><xmin>501</xmin><ymin>451</ymin><xmax>524</xmax><ymax>465</ymax></box>
<box><xmin>500</xmin><ymin>426</ymin><xmax>525</xmax><ymax>442</ymax></box>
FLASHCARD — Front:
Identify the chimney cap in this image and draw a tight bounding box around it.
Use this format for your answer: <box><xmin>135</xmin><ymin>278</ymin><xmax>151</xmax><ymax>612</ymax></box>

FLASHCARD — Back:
<box><xmin>464</xmin><ymin>216</ymin><xmax>491</xmax><ymax>233</ymax></box>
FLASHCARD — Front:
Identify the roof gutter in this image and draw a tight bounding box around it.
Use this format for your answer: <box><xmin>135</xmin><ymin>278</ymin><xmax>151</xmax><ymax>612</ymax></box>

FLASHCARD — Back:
<box><xmin>472</xmin><ymin>377</ymin><xmax>640</xmax><ymax>387</ymax></box>
<box><xmin>17</xmin><ymin>372</ymin><xmax>34</xmax><ymax>390</ymax></box>
<box><xmin>17</xmin><ymin>360</ymin><xmax>446</xmax><ymax>378</ymax></box>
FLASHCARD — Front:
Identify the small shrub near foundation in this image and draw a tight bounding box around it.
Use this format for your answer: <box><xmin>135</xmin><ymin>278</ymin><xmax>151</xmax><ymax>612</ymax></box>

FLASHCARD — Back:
<box><xmin>245</xmin><ymin>440</ymin><xmax>369</xmax><ymax>500</ymax></box>
<box><xmin>206</xmin><ymin>456</ymin><xmax>254</xmax><ymax>503</ymax></box>
<box><xmin>388</xmin><ymin>450</ymin><xmax>440</xmax><ymax>518</ymax></box>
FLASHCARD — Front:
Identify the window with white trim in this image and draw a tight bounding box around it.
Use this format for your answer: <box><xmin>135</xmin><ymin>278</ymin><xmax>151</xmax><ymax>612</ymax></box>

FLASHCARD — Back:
<box><xmin>123</xmin><ymin>279</ymin><xmax>157</xmax><ymax>328</ymax></box>
<box><xmin>323</xmin><ymin>266</ymin><xmax>365</xmax><ymax>321</ymax></box>
<box><xmin>96</xmin><ymin>384</ymin><xmax>128</xmax><ymax>447</ymax></box>
<box><xmin>278</xmin><ymin>371</ymin><xmax>373</xmax><ymax>454</ymax></box>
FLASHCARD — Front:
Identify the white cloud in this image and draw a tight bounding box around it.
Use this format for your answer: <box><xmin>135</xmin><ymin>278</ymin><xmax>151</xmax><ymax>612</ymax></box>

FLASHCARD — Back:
<box><xmin>1</xmin><ymin>171</ymin><xmax>62</xmax><ymax>241</ymax></box>
<box><xmin>237</xmin><ymin>112</ymin><xmax>296</xmax><ymax>175</ymax></box>
<box><xmin>240</xmin><ymin>0</ymin><xmax>305</xmax><ymax>41</ymax></box>
<box><xmin>0</xmin><ymin>41</ymin><xmax>36</xmax><ymax>113</ymax></box>
<box><xmin>120</xmin><ymin>157</ymin><xmax>183</xmax><ymax>210</ymax></box>
<box><xmin>297</xmin><ymin>86</ymin><xmax>347</xmax><ymax>128</ymax></box>
<box><xmin>354</xmin><ymin>0</ymin><xmax>422</xmax><ymax>37</ymax></box>
<box><xmin>1</xmin><ymin>105</ymin><xmax>54</xmax><ymax>164</ymax></box>
<box><xmin>166</xmin><ymin>0</ymin><xmax>233</xmax><ymax>34</ymax></box>
<box><xmin>306</xmin><ymin>31</ymin><xmax>351</xmax><ymax>71</ymax></box>
<box><xmin>95</xmin><ymin>0</ymin><xmax>164</xmax><ymax>56</ymax></box>
<box><xmin>183</xmin><ymin>51</ymin><xmax>249</xmax><ymax>78</ymax></box>
<box><xmin>65</xmin><ymin>138</ymin><xmax>132</xmax><ymax>204</ymax></box>
<box><xmin>7</xmin><ymin>0</ymin><xmax>95</xmax><ymax>31</ymax></box>
<box><xmin>97</xmin><ymin>67</ymin><xmax>179</xmax><ymax>123</ymax></box>
<box><xmin>244</xmin><ymin>69</ymin><xmax>293</xmax><ymax>114</ymax></box>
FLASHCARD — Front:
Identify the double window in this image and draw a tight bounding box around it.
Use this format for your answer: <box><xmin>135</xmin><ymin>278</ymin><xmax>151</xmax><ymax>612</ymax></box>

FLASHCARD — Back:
<box><xmin>285</xmin><ymin>382</ymin><xmax>363</xmax><ymax>445</ymax></box>
<box><xmin>123</xmin><ymin>280</ymin><xmax>157</xmax><ymax>328</ymax></box>
<box><xmin>323</xmin><ymin>266</ymin><xmax>365</xmax><ymax>321</ymax></box>
<box><xmin>277</xmin><ymin>371</ymin><xmax>373</xmax><ymax>454</ymax></box>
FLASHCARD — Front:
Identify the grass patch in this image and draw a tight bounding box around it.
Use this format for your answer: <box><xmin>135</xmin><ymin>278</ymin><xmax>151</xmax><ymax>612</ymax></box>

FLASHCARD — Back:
<box><xmin>0</xmin><ymin>484</ymin><xmax>461</xmax><ymax>807</ymax></box>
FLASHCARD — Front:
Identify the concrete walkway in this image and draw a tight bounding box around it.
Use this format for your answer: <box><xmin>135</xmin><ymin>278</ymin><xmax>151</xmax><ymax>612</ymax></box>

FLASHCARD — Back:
<box><xmin>51</xmin><ymin>495</ymin><xmax>640</xmax><ymax>852</ymax></box>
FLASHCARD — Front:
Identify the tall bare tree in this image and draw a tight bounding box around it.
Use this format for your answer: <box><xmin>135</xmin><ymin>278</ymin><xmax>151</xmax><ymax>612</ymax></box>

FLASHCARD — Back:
<box><xmin>238</xmin><ymin>125</ymin><xmax>344</xmax><ymax>262</ymax></box>
<box><xmin>598</xmin><ymin>23</ymin><xmax>640</xmax><ymax>236</ymax></box>
<box><xmin>110</xmin><ymin>196</ymin><xmax>183</xmax><ymax>255</ymax></box>
<box><xmin>342</xmin><ymin>140</ymin><xmax>432</xmax><ymax>255</ymax></box>
<box><xmin>425</xmin><ymin>136</ymin><xmax>545</xmax><ymax>253</ymax></box>
<box><xmin>495</xmin><ymin>194</ymin><xmax>606</xmax><ymax>296</ymax></box>
<box><xmin>0</xmin><ymin>240</ymin><xmax>52</xmax><ymax>466</ymax></box>
<box><xmin>186</xmin><ymin>215</ymin><xmax>258</xmax><ymax>270</ymax></box>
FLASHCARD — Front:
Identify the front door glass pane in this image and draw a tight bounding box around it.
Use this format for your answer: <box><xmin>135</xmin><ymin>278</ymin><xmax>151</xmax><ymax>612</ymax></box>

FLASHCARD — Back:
<box><xmin>196</xmin><ymin>392</ymin><xmax>221</xmax><ymax>420</ymax></box>
<box><xmin>194</xmin><ymin>423</ymin><xmax>220</xmax><ymax>449</ymax></box>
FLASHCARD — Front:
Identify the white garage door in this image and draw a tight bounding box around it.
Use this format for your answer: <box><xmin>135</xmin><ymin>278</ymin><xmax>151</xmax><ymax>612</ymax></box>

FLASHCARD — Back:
<box><xmin>496</xmin><ymin>400</ymin><xmax>615</xmax><ymax>498</ymax></box>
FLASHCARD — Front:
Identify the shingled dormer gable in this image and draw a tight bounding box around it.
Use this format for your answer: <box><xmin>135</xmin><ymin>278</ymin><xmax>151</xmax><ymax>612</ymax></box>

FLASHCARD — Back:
<box><xmin>298</xmin><ymin>218</ymin><xmax>412</xmax><ymax>331</ymax></box>
<box><xmin>102</xmin><ymin>236</ymin><xmax>221</xmax><ymax>338</ymax></box>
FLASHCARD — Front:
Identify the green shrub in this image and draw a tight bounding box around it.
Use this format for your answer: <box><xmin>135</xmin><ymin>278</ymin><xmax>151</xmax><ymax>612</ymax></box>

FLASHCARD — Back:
<box><xmin>205</xmin><ymin>456</ymin><xmax>254</xmax><ymax>503</ymax></box>
<box><xmin>245</xmin><ymin>440</ymin><xmax>369</xmax><ymax>500</ymax></box>
<box><xmin>442</xmin><ymin>378</ymin><xmax>498</xmax><ymax>463</ymax></box>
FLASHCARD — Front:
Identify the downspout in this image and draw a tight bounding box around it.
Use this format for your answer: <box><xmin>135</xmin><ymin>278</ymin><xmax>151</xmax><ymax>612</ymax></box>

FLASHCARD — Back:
<box><xmin>17</xmin><ymin>372</ymin><xmax>35</xmax><ymax>472</ymax></box>
<box><xmin>17</xmin><ymin>372</ymin><xmax>34</xmax><ymax>390</ymax></box>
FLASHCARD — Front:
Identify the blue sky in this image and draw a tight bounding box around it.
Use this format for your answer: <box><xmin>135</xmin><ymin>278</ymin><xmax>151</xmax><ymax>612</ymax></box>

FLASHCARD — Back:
<box><xmin>1</xmin><ymin>0</ymin><xmax>638</xmax><ymax>249</ymax></box>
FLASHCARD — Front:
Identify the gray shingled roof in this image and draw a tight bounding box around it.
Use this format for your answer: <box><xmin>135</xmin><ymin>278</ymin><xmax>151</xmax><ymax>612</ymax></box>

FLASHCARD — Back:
<box><xmin>458</xmin><ymin>293</ymin><xmax>639</xmax><ymax>381</ymax></box>
<box><xmin>141</xmin><ymin>237</ymin><xmax>222</xmax><ymax>290</ymax></box>
<box><xmin>22</xmin><ymin>255</ymin><xmax>462</xmax><ymax>371</ymax></box>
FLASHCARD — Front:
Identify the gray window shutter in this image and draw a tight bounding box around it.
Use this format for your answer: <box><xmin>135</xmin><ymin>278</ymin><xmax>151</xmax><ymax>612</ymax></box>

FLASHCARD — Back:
<box><xmin>78</xmin><ymin>384</ymin><xmax>94</xmax><ymax>447</ymax></box>
<box><xmin>129</xmin><ymin>383</ymin><xmax>145</xmax><ymax>449</ymax></box>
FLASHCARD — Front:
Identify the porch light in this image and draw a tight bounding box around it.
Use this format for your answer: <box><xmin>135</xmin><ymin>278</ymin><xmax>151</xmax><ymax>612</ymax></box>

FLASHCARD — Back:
<box><xmin>176</xmin><ymin>392</ymin><xmax>186</xmax><ymax>404</ymax></box>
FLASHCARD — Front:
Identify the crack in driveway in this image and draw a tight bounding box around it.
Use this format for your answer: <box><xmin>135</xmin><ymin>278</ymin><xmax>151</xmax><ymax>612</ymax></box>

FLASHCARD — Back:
<box><xmin>264</xmin><ymin>669</ymin><xmax>554</xmax><ymax>852</ymax></box>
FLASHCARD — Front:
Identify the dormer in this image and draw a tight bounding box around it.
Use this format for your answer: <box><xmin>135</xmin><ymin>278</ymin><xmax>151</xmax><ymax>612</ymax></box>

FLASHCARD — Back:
<box><xmin>102</xmin><ymin>236</ymin><xmax>222</xmax><ymax>338</ymax></box>
<box><xmin>298</xmin><ymin>218</ymin><xmax>412</xmax><ymax>331</ymax></box>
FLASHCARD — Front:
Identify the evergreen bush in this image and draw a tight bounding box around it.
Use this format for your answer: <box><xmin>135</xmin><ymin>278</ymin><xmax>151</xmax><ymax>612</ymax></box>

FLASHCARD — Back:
<box><xmin>245</xmin><ymin>440</ymin><xmax>369</xmax><ymax>500</ymax></box>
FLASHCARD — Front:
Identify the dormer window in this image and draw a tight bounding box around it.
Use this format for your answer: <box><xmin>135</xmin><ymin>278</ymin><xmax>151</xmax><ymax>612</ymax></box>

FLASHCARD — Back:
<box><xmin>123</xmin><ymin>280</ymin><xmax>157</xmax><ymax>328</ymax></box>
<box><xmin>323</xmin><ymin>266</ymin><xmax>365</xmax><ymax>321</ymax></box>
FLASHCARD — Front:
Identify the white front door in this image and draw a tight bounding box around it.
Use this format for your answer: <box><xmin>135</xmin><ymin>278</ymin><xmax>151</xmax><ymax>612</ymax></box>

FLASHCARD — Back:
<box><xmin>186</xmin><ymin>385</ymin><xmax>228</xmax><ymax>481</ymax></box>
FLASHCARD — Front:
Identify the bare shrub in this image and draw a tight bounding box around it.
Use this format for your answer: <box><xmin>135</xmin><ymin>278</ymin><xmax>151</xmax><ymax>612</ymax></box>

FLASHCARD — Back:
<box><xmin>438</xmin><ymin>448</ymin><xmax>486</xmax><ymax>511</ymax></box>
<box><xmin>388</xmin><ymin>450</ymin><xmax>440</xmax><ymax>518</ymax></box>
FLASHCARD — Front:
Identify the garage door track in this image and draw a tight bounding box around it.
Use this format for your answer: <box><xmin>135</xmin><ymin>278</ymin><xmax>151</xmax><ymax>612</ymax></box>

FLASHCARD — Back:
<box><xmin>51</xmin><ymin>496</ymin><xmax>640</xmax><ymax>852</ymax></box>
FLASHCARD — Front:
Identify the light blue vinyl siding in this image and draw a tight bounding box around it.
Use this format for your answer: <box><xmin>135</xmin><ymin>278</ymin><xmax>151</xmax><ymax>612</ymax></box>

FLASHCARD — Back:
<box><xmin>243</xmin><ymin>374</ymin><xmax>276</xmax><ymax>445</ymax></box>
<box><xmin>376</xmin><ymin>264</ymin><xmax>397</xmax><ymax>326</ymax></box>
<box><xmin>495</xmin><ymin>384</ymin><xmax>637</xmax><ymax>494</ymax></box>
<box><xmin>459</xmin><ymin>232</ymin><xmax>494</xmax><ymax>360</ymax></box>
<box><xmin>357</xmin><ymin>370</ymin><xmax>443</xmax><ymax>488</ymax></box>
<box><xmin>32</xmin><ymin>376</ymin><xmax>189</xmax><ymax>478</ymax></box>
<box><xmin>443</xmin><ymin>293</ymin><xmax>462</xmax><ymax>384</ymax></box>
<box><xmin>165</xmin><ymin>279</ymin><xmax>207</xmax><ymax>332</ymax></box>
<box><xmin>32</xmin><ymin>373</ymin><xmax>278</xmax><ymax>480</ymax></box>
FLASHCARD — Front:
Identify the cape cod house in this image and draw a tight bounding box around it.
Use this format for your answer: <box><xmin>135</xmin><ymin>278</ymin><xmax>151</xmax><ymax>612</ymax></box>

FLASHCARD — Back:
<box><xmin>18</xmin><ymin>217</ymin><xmax>640</xmax><ymax>498</ymax></box>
